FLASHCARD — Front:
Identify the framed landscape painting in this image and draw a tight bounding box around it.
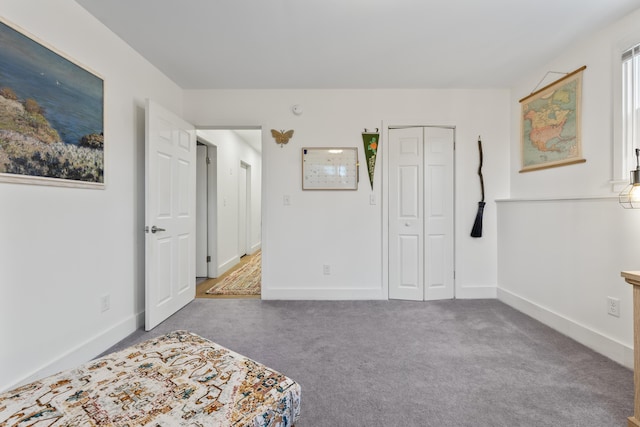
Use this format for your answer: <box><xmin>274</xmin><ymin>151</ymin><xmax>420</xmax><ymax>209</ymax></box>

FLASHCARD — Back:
<box><xmin>0</xmin><ymin>18</ymin><xmax>104</xmax><ymax>188</ymax></box>
<box><xmin>519</xmin><ymin>66</ymin><xmax>586</xmax><ymax>173</ymax></box>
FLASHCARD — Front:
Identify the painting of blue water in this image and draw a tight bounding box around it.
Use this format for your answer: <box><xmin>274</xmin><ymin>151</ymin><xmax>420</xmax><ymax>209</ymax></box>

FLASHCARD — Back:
<box><xmin>0</xmin><ymin>19</ymin><xmax>104</xmax><ymax>185</ymax></box>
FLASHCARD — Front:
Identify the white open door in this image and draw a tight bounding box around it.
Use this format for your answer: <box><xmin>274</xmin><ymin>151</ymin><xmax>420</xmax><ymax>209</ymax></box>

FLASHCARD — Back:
<box><xmin>145</xmin><ymin>99</ymin><xmax>196</xmax><ymax>330</ymax></box>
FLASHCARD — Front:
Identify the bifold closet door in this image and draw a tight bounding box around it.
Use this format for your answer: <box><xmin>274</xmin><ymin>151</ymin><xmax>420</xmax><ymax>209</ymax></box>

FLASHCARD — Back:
<box><xmin>388</xmin><ymin>126</ymin><xmax>454</xmax><ymax>301</ymax></box>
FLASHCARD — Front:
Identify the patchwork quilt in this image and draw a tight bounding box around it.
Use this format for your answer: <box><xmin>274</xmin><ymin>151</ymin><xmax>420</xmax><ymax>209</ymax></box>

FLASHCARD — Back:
<box><xmin>0</xmin><ymin>331</ymin><xmax>301</xmax><ymax>426</ymax></box>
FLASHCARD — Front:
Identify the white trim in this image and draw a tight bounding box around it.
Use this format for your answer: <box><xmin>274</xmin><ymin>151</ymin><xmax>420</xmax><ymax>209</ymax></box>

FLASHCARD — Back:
<box><xmin>495</xmin><ymin>195</ymin><xmax>617</xmax><ymax>203</ymax></box>
<box><xmin>611</xmin><ymin>179</ymin><xmax>629</xmax><ymax>194</ymax></box>
<box><xmin>218</xmin><ymin>255</ymin><xmax>241</xmax><ymax>276</ymax></box>
<box><xmin>456</xmin><ymin>285</ymin><xmax>497</xmax><ymax>299</ymax></box>
<box><xmin>497</xmin><ymin>288</ymin><xmax>633</xmax><ymax>369</ymax></box>
<box><xmin>612</xmin><ymin>40</ymin><xmax>626</xmax><ymax>185</ymax></box>
<box><xmin>2</xmin><ymin>312</ymin><xmax>144</xmax><ymax>393</ymax></box>
<box><xmin>381</xmin><ymin>121</ymin><xmax>389</xmax><ymax>301</ymax></box>
<box><xmin>262</xmin><ymin>287</ymin><xmax>387</xmax><ymax>300</ymax></box>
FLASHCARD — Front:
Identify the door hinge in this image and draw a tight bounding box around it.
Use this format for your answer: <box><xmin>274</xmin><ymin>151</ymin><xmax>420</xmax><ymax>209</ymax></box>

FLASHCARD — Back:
<box><xmin>206</xmin><ymin>255</ymin><xmax>211</xmax><ymax>263</ymax></box>
<box><xmin>206</xmin><ymin>156</ymin><xmax>211</xmax><ymax>165</ymax></box>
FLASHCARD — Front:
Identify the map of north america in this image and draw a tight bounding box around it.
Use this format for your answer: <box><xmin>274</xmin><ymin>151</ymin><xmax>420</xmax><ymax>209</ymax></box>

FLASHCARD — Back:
<box><xmin>521</xmin><ymin>78</ymin><xmax>580</xmax><ymax>168</ymax></box>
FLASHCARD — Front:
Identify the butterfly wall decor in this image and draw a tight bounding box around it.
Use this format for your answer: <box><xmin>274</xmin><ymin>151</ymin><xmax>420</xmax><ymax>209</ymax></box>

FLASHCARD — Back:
<box><xmin>271</xmin><ymin>129</ymin><xmax>294</xmax><ymax>147</ymax></box>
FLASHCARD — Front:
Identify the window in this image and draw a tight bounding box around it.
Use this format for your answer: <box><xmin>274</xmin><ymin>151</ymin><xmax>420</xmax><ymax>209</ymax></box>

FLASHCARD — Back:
<box><xmin>621</xmin><ymin>44</ymin><xmax>640</xmax><ymax>183</ymax></box>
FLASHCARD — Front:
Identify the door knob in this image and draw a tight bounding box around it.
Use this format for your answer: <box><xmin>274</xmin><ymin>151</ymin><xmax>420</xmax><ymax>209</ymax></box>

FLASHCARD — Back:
<box><xmin>151</xmin><ymin>225</ymin><xmax>166</xmax><ymax>233</ymax></box>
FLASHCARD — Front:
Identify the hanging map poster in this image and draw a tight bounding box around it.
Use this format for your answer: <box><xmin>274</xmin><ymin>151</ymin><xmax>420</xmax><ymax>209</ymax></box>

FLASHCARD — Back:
<box><xmin>519</xmin><ymin>66</ymin><xmax>586</xmax><ymax>172</ymax></box>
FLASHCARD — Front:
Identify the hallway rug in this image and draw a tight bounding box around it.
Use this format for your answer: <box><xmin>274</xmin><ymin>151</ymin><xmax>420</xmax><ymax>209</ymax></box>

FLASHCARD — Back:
<box><xmin>206</xmin><ymin>251</ymin><xmax>261</xmax><ymax>295</ymax></box>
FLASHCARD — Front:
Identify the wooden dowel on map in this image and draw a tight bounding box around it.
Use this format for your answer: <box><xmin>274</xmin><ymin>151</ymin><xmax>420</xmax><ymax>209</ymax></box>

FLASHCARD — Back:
<box><xmin>519</xmin><ymin>65</ymin><xmax>587</xmax><ymax>103</ymax></box>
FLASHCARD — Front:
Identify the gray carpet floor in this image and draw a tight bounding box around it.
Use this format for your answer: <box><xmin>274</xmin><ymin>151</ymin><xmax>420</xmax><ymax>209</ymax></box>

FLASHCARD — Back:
<box><xmin>104</xmin><ymin>299</ymin><xmax>634</xmax><ymax>427</ymax></box>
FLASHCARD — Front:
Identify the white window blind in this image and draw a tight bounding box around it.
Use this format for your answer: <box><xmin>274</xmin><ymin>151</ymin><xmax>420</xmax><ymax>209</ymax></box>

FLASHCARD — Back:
<box><xmin>622</xmin><ymin>44</ymin><xmax>640</xmax><ymax>173</ymax></box>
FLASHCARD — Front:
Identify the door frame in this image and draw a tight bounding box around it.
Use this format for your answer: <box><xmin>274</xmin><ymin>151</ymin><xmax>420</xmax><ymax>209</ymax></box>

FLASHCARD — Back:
<box><xmin>195</xmin><ymin>143</ymin><xmax>209</xmax><ymax>277</ymax></box>
<box><xmin>195</xmin><ymin>139</ymin><xmax>218</xmax><ymax>278</ymax></box>
<box><xmin>381</xmin><ymin>120</ymin><xmax>456</xmax><ymax>300</ymax></box>
<box><xmin>195</xmin><ymin>126</ymin><xmax>263</xmax><ymax>281</ymax></box>
<box><xmin>239</xmin><ymin>161</ymin><xmax>251</xmax><ymax>257</ymax></box>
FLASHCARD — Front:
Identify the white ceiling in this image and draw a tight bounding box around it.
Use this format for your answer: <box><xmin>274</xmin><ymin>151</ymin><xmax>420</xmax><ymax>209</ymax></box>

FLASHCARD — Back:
<box><xmin>75</xmin><ymin>0</ymin><xmax>640</xmax><ymax>90</ymax></box>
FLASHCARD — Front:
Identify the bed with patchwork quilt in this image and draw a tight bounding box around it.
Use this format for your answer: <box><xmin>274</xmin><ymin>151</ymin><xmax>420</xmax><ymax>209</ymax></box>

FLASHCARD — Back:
<box><xmin>0</xmin><ymin>330</ymin><xmax>301</xmax><ymax>426</ymax></box>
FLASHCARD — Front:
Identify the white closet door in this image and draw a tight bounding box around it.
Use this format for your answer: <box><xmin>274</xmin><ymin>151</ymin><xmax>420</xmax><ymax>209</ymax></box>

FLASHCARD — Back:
<box><xmin>388</xmin><ymin>126</ymin><xmax>454</xmax><ymax>301</ymax></box>
<box><xmin>424</xmin><ymin>127</ymin><xmax>454</xmax><ymax>300</ymax></box>
<box><xmin>389</xmin><ymin>127</ymin><xmax>424</xmax><ymax>301</ymax></box>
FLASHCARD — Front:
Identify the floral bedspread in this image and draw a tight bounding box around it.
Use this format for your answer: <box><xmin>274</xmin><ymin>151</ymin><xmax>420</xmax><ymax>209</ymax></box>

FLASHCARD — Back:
<box><xmin>0</xmin><ymin>331</ymin><xmax>301</xmax><ymax>426</ymax></box>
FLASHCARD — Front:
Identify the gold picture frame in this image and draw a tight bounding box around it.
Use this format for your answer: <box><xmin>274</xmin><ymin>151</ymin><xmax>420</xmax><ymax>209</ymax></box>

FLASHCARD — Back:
<box><xmin>519</xmin><ymin>66</ymin><xmax>586</xmax><ymax>173</ymax></box>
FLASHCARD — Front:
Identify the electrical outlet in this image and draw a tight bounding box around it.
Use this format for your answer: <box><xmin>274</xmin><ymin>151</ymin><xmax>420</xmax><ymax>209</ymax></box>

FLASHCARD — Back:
<box><xmin>607</xmin><ymin>296</ymin><xmax>620</xmax><ymax>317</ymax></box>
<box><xmin>323</xmin><ymin>264</ymin><xmax>331</xmax><ymax>275</ymax></box>
<box><xmin>100</xmin><ymin>294</ymin><xmax>110</xmax><ymax>313</ymax></box>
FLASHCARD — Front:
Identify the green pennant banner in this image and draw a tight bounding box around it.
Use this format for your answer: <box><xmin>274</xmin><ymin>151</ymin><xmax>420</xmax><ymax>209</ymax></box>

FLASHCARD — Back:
<box><xmin>362</xmin><ymin>130</ymin><xmax>379</xmax><ymax>190</ymax></box>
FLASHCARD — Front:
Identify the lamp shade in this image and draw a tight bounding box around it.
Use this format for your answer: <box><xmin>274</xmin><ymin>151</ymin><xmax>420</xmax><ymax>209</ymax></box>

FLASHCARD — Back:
<box><xmin>619</xmin><ymin>170</ymin><xmax>640</xmax><ymax>208</ymax></box>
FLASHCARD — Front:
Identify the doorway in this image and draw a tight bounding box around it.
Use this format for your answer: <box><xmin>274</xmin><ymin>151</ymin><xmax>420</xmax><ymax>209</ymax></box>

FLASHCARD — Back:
<box><xmin>386</xmin><ymin>125</ymin><xmax>455</xmax><ymax>301</ymax></box>
<box><xmin>194</xmin><ymin>128</ymin><xmax>262</xmax><ymax>298</ymax></box>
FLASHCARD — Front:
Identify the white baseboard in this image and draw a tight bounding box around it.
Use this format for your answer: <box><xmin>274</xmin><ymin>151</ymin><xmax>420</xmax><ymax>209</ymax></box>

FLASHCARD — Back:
<box><xmin>456</xmin><ymin>285</ymin><xmax>497</xmax><ymax>299</ymax></box>
<box><xmin>497</xmin><ymin>288</ymin><xmax>633</xmax><ymax>369</ymax></box>
<box><xmin>3</xmin><ymin>312</ymin><xmax>144</xmax><ymax>392</ymax></box>
<box><xmin>262</xmin><ymin>287</ymin><xmax>387</xmax><ymax>300</ymax></box>
<box><xmin>264</xmin><ymin>285</ymin><xmax>496</xmax><ymax>301</ymax></box>
<box><xmin>218</xmin><ymin>255</ymin><xmax>240</xmax><ymax>277</ymax></box>
<box><xmin>250</xmin><ymin>242</ymin><xmax>261</xmax><ymax>253</ymax></box>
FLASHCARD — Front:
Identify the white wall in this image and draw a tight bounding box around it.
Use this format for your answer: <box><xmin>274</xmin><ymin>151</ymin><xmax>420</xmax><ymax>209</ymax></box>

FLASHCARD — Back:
<box><xmin>197</xmin><ymin>129</ymin><xmax>262</xmax><ymax>275</ymax></box>
<box><xmin>498</xmin><ymin>7</ymin><xmax>640</xmax><ymax>368</ymax></box>
<box><xmin>0</xmin><ymin>0</ymin><xmax>183</xmax><ymax>391</ymax></box>
<box><xmin>9</xmin><ymin>0</ymin><xmax>632</xmax><ymax>394</ymax></box>
<box><xmin>184</xmin><ymin>89</ymin><xmax>510</xmax><ymax>300</ymax></box>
